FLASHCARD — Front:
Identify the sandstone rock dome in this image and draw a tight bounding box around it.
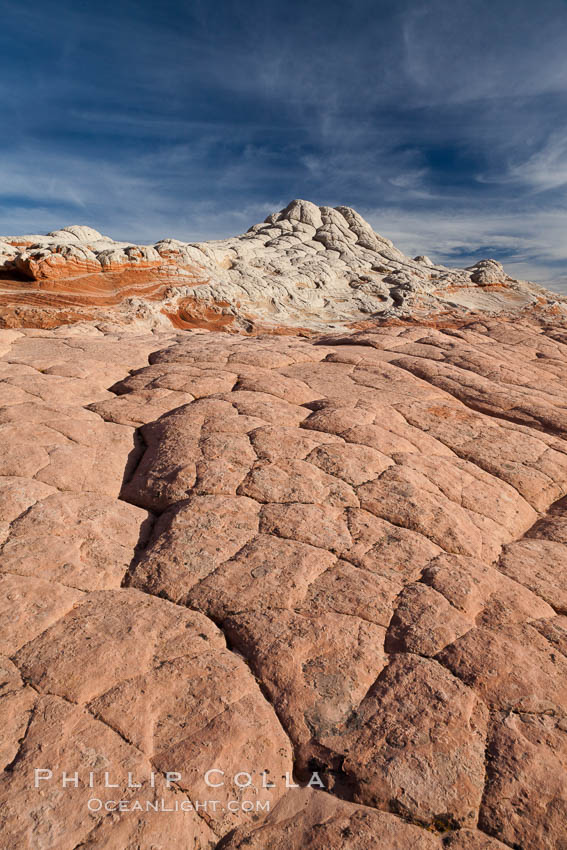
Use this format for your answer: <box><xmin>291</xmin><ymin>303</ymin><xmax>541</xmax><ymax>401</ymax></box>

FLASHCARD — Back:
<box><xmin>0</xmin><ymin>200</ymin><xmax>559</xmax><ymax>332</ymax></box>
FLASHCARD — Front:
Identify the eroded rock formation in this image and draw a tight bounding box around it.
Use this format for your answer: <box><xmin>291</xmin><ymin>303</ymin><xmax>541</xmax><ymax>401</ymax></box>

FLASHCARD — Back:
<box><xmin>1</xmin><ymin>200</ymin><xmax>564</xmax><ymax>332</ymax></box>
<box><xmin>1</xmin><ymin>307</ymin><xmax>567</xmax><ymax>848</ymax></box>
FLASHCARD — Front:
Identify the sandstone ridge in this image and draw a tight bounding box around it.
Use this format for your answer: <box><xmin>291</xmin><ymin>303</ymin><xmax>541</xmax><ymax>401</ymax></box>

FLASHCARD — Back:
<box><xmin>1</xmin><ymin>200</ymin><xmax>562</xmax><ymax>331</ymax></box>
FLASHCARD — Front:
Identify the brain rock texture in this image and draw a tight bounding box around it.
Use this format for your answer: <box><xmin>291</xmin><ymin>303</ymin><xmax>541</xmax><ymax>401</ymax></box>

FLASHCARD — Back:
<box><xmin>0</xmin><ymin>199</ymin><xmax>561</xmax><ymax>332</ymax></box>
<box><xmin>1</xmin><ymin>202</ymin><xmax>567</xmax><ymax>849</ymax></box>
<box><xmin>1</xmin><ymin>316</ymin><xmax>567</xmax><ymax>849</ymax></box>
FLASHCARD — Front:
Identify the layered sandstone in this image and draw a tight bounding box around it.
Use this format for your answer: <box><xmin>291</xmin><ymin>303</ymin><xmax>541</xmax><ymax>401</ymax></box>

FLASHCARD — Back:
<box><xmin>1</xmin><ymin>201</ymin><xmax>564</xmax><ymax>331</ymax></box>
<box><xmin>2</xmin><ymin>309</ymin><xmax>567</xmax><ymax>848</ymax></box>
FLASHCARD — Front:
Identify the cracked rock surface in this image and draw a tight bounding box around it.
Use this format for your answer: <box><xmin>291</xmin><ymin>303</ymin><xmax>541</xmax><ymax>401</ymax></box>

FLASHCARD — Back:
<box><xmin>2</xmin><ymin>312</ymin><xmax>567</xmax><ymax>848</ymax></box>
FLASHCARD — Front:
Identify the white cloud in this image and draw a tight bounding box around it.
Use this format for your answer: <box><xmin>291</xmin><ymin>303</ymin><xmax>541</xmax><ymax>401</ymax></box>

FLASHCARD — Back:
<box><xmin>478</xmin><ymin>133</ymin><xmax>567</xmax><ymax>193</ymax></box>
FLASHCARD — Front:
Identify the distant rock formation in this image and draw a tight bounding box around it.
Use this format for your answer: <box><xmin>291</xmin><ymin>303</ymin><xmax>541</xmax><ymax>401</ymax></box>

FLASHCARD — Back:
<box><xmin>1</xmin><ymin>200</ymin><xmax>562</xmax><ymax>331</ymax></box>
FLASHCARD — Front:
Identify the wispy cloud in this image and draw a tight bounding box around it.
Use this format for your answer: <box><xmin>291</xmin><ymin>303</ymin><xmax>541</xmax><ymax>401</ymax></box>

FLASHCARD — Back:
<box><xmin>478</xmin><ymin>133</ymin><xmax>567</xmax><ymax>193</ymax></box>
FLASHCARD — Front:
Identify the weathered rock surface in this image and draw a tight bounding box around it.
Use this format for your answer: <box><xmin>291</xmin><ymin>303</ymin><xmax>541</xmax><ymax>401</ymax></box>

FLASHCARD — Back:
<box><xmin>2</xmin><ymin>228</ymin><xmax>567</xmax><ymax>848</ymax></box>
<box><xmin>1</xmin><ymin>200</ymin><xmax>564</xmax><ymax>331</ymax></box>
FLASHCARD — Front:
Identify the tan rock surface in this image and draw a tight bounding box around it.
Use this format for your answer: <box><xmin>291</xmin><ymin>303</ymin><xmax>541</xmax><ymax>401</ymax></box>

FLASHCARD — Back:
<box><xmin>2</xmin><ymin>309</ymin><xmax>567</xmax><ymax>847</ymax></box>
<box><xmin>221</xmin><ymin>787</ymin><xmax>443</xmax><ymax>849</ymax></box>
<box><xmin>479</xmin><ymin>712</ymin><xmax>567</xmax><ymax>850</ymax></box>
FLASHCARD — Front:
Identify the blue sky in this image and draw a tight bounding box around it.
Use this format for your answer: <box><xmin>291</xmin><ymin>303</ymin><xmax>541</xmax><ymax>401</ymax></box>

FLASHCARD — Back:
<box><xmin>2</xmin><ymin>0</ymin><xmax>567</xmax><ymax>292</ymax></box>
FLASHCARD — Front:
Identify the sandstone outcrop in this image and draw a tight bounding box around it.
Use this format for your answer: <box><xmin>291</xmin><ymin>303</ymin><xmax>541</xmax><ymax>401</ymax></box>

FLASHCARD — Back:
<box><xmin>1</xmin><ymin>309</ymin><xmax>567</xmax><ymax>848</ymax></box>
<box><xmin>2</xmin><ymin>201</ymin><xmax>567</xmax><ymax>847</ymax></box>
<box><xmin>1</xmin><ymin>200</ymin><xmax>564</xmax><ymax>331</ymax></box>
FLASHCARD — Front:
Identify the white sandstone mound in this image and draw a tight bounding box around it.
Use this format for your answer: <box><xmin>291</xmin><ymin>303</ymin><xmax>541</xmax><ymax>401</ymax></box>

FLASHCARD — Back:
<box><xmin>0</xmin><ymin>199</ymin><xmax>559</xmax><ymax>331</ymax></box>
